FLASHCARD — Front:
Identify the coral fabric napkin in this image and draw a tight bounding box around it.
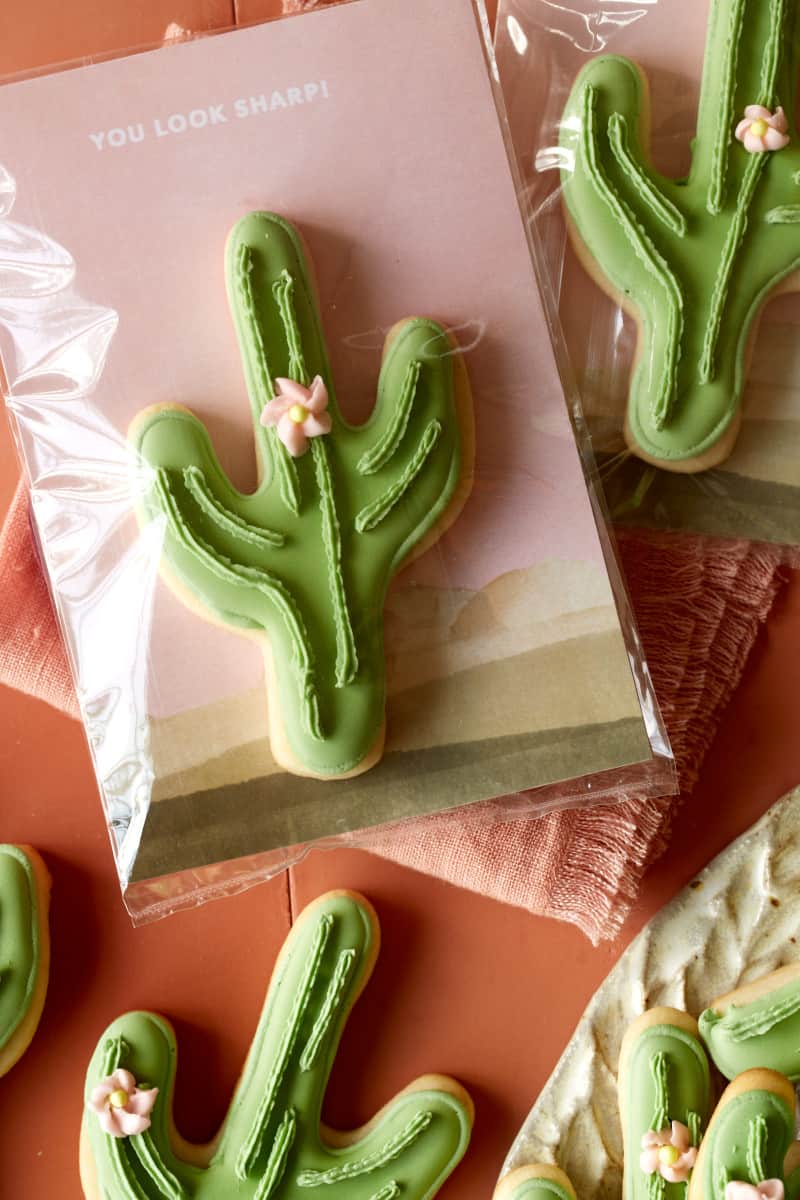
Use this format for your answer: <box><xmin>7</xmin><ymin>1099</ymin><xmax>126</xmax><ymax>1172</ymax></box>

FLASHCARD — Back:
<box><xmin>0</xmin><ymin>480</ymin><xmax>784</xmax><ymax>940</ymax></box>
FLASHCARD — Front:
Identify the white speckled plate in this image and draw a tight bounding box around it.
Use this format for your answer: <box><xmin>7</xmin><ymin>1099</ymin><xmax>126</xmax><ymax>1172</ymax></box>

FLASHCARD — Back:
<box><xmin>502</xmin><ymin>785</ymin><xmax>800</xmax><ymax>1198</ymax></box>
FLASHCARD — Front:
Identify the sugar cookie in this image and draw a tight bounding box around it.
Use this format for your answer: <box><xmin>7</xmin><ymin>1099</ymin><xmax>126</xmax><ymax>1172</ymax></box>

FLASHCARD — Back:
<box><xmin>493</xmin><ymin>1164</ymin><xmax>577</xmax><ymax>1200</ymax></box>
<box><xmin>0</xmin><ymin>844</ymin><xmax>50</xmax><ymax>1078</ymax></box>
<box><xmin>618</xmin><ymin>1008</ymin><xmax>711</xmax><ymax>1200</ymax></box>
<box><xmin>688</xmin><ymin>1070</ymin><xmax>795</xmax><ymax>1200</ymax></box>
<box><xmin>700</xmin><ymin>962</ymin><xmax>800</xmax><ymax>1082</ymax></box>
<box><xmin>559</xmin><ymin>0</ymin><xmax>800</xmax><ymax>473</ymax></box>
<box><xmin>80</xmin><ymin>890</ymin><xmax>473</xmax><ymax>1199</ymax></box>
<box><xmin>130</xmin><ymin>212</ymin><xmax>473</xmax><ymax>779</ymax></box>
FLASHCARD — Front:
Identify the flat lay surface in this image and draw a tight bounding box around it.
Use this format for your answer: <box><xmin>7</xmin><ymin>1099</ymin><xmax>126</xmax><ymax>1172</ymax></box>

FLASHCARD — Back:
<box><xmin>1</xmin><ymin>2</ymin><xmax>799</xmax><ymax>1198</ymax></box>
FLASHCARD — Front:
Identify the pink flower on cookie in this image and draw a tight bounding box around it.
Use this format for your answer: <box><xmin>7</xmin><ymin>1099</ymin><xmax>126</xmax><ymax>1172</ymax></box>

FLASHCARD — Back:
<box><xmin>726</xmin><ymin>1183</ymin><xmax>785</xmax><ymax>1200</ymax></box>
<box><xmin>260</xmin><ymin>375</ymin><xmax>332</xmax><ymax>457</ymax></box>
<box><xmin>640</xmin><ymin>1120</ymin><xmax>697</xmax><ymax>1183</ymax></box>
<box><xmin>735</xmin><ymin>106</ymin><xmax>790</xmax><ymax>153</ymax></box>
<box><xmin>88</xmin><ymin>1069</ymin><xmax>158</xmax><ymax>1138</ymax></box>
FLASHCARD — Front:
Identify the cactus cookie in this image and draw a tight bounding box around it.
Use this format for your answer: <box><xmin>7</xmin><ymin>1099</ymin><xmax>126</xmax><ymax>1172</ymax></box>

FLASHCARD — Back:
<box><xmin>700</xmin><ymin>962</ymin><xmax>800</xmax><ymax>1083</ymax></box>
<box><xmin>688</xmin><ymin>1070</ymin><xmax>795</xmax><ymax>1200</ymax></box>
<box><xmin>130</xmin><ymin>212</ymin><xmax>473</xmax><ymax>779</ymax></box>
<box><xmin>80</xmin><ymin>890</ymin><xmax>474</xmax><ymax>1200</ymax></box>
<box><xmin>0</xmin><ymin>844</ymin><xmax>50</xmax><ymax>1078</ymax></box>
<box><xmin>559</xmin><ymin>0</ymin><xmax>800</xmax><ymax>473</ymax></box>
<box><xmin>493</xmin><ymin>1165</ymin><xmax>577</xmax><ymax>1200</ymax></box>
<box><xmin>619</xmin><ymin>1009</ymin><xmax>711</xmax><ymax>1200</ymax></box>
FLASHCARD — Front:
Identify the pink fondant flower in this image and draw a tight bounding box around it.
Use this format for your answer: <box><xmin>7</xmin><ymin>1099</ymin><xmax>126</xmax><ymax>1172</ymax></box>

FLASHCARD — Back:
<box><xmin>726</xmin><ymin>1183</ymin><xmax>785</xmax><ymax>1200</ymax></box>
<box><xmin>735</xmin><ymin>105</ymin><xmax>790</xmax><ymax>153</ymax></box>
<box><xmin>260</xmin><ymin>375</ymin><xmax>332</xmax><ymax>457</ymax></box>
<box><xmin>640</xmin><ymin>1121</ymin><xmax>697</xmax><ymax>1183</ymax></box>
<box><xmin>88</xmin><ymin>1069</ymin><xmax>158</xmax><ymax>1138</ymax></box>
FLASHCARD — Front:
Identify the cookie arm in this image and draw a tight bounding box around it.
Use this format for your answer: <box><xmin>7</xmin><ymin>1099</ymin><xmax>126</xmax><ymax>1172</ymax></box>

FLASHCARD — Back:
<box><xmin>224</xmin><ymin>891</ymin><xmax>472</xmax><ymax>1197</ymax></box>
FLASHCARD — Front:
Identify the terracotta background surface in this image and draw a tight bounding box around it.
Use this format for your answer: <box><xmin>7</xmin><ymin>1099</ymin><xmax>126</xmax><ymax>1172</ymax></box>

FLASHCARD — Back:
<box><xmin>1</xmin><ymin>2</ymin><xmax>799</xmax><ymax>1197</ymax></box>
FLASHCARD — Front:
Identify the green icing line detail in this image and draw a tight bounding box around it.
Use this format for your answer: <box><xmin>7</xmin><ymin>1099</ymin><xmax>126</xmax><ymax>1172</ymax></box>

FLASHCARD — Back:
<box><xmin>647</xmin><ymin>1174</ymin><xmax>666</xmax><ymax>1200</ymax></box>
<box><xmin>698</xmin><ymin>152</ymin><xmax>768</xmax><ymax>384</ymax></box>
<box><xmin>758</xmin><ymin>0</ymin><xmax>788</xmax><ymax>105</ymax></box>
<box><xmin>720</xmin><ymin>988</ymin><xmax>800</xmax><ymax>1039</ymax></box>
<box><xmin>355</xmin><ymin>420</ymin><xmax>442</xmax><ymax>532</ymax></box>
<box><xmin>273</xmin><ymin>270</ymin><xmax>308</xmax><ymax>384</ymax></box>
<box><xmin>0</xmin><ymin>846</ymin><xmax>42</xmax><ymax>1056</ymax></box>
<box><xmin>700</xmin><ymin>975</ymin><xmax>800</xmax><ymax>1081</ymax></box>
<box><xmin>688</xmin><ymin>1111</ymin><xmax>703</xmax><ymax>1148</ymax></box>
<box><xmin>300</xmin><ymin>948</ymin><xmax>357</xmax><ymax>1071</ymax></box>
<box><xmin>132</xmin><ymin>1132</ymin><xmax>188</xmax><ymax>1200</ymax></box>
<box><xmin>716</xmin><ymin>1164</ymin><xmax>731</xmax><ymax>1197</ymax></box>
<box><xmin>108</xmin><ymin>1138</ymin><xmax>152</xmax><ymax>1200</ymax></box>
<box><xmin>83</xmin><ymin>893</ymin><xmax>473</xmax><ymax>1200</ymax></box>
<box><xmin>607</xmin><ymin>113</ymin><xmax>687</xmax><ymax>236</ymax></box>
<box><xmin>707</xmin><ymin>0</ymin><xmax>746</xmax><ymax>214</ymax></box>
<box><xmin>235</xmin><ymin>242</ymin><xmax>300</xmax><ymax>517</ymax></box>
<box><xmin>154</xmin><ymin>467</ymin><xmax>323</xmax><ymax>742</ymax></box>
<box><xmin>765</xmin><ymin>204</ymin><xmax>800</xmax><ymax>223</ymax></box>
<box><xmin>700</xmin><ymin>0</ymin><xmax>784</xmax><ymax>381</ymax></box>
<box><xmin>296</xmin><ymin>1111</ymin><xmax>433</xmax><ymax>1186</ymax></box>
<box><xmin>267</xmin><ymin>265</ymin><xmax>358</xmax><ymax>693</ymax></box>
<box><xmin>310</xmin><ymin>438</ymin><xmax>358</xmax><ymax>689</ymax></box>
<box><xmin>254</xmin><ymin>1108</ymin><xmax>297</xmax><ymax>1200</ymax></box>
<box><xmin>132</xmin><ymin>213</ymin><xmax>465</xmax><ymax>777</ymax></box>
<box><xmin>236</xmin><ymin>913</ymin><xmax>333</xmax><ymax>1180</ymax></box>
<box><xmin>102</xmin><ymin>1035</ymin><xmax>128</xmax><ymax>1074</ymax></box>
<box><xmin>650</xmin><ymin>1051</ymin><xmax>670</xmax><ymax>1130</ymax></box>
<box><xmin>183</xmin><ymin>465</ymin><xmax>285</xmax><ymax>548</ymax></box>
<box><xmin>358</xmin><ymin>360</ymin><xmax>421</xmax><ymax>475</ymax></box>
<box><xmin>369</xmin><ymin>1185</ymin><xmax>400</xmax><ymax>1200</ymax></box>
<box><xmin>578</xmin><ymin>84</ymin><xmax>683</xmax><ymax>430</ymax></box>
<box><xmin>747</xmin><ymin>1114</ymin><xmax>769</xmax><ymax>1184</ymax></box>
<box><xmin>559</xmin><ymin>0</ymin><xmax>800</xmax><ymax>467</ymax></box>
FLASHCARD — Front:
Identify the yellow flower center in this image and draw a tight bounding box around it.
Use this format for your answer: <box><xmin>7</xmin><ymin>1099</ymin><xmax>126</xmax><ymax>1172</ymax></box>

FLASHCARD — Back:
<box><xmin>288</xmin><ymin>404</ymin><xmax>308</xmax><ymax>424</ymax></box>
<box><xmin>750</xmin><ymin>119</ymin><xmax>769</xmax><ymax>138</ymax></box>
<box><xmin>108</xmin><ymin>1089</ymin><xmax>129</xmax><ymax>1109</ymax></box>
<box><xmin>658</xmin><ymin>1146</ymin><xmax>680</xmax><ymax>1167</ymax></box>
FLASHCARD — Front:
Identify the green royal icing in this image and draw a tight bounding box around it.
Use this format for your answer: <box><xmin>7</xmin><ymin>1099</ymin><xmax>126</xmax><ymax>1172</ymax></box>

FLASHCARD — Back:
<box><xmin>700</xmin><ymin>974</ymin><xmax>800</xmax><ymax>1081</ymax></box>
<box><xmin>621</xmin><ymin>1022</ymin><xmax>710</xmax><ymax>1200</ymax></box>
<box><xmin>82</xmin><ymin>892</ymin><xmax>472</xmax><ymax>1200</ymax></box>
<box><xmin>787</xmin><ymin>1166</ymin><xmax>800</xmax><ymax>1200</ymax></box>
<box><xmin>503</xmin><ymin>1179</ymin><xmax>574</xmax><ymax>1200</ymax></box>
<box><xmin>559</xmin><ymin>0</ymin><xmax>800</xmax><ymax>467</ymax></box>
<box><xmin>0</xmin><ymin>845</ymin><xmax>44</xmax><ymax>1059</ymax></box>
<box><xmin>131</xmin><ymin>212</ymin><xmax>466</xmax><ymax>777</ymax></box>
<box><xmin>697</xmin><ymin>1090</ymin><xmax>793</xmax><ymax>1200</ymax></box>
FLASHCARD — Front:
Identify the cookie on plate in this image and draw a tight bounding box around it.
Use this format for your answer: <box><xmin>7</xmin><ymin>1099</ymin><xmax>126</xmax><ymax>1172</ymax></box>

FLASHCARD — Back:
<box><xmin>700</xmin><ymin>962</ymin><xmax>800</xmax><ymax>1082</ymax></box>
<box><xmin>688</xmin><ymin>1069</ymin><xmax>795</xmax><ymax>1200</ymax></box>
<box><xmin>493</xmin><ymin>1164</ymin><xmax>577</xmax><ymax>1200</ymax></box>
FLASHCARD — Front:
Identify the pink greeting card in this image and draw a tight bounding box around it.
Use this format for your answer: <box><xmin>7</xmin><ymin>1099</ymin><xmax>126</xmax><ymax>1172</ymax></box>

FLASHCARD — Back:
<box><xmin>0</xmin><ymin>0</ymin><xmax>664</xmax><ymax>913</ymax></box>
